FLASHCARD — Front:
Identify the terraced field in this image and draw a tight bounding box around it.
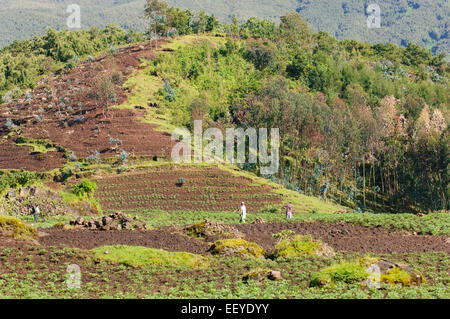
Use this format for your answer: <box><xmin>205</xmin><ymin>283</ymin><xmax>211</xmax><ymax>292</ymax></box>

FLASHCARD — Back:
<box><xmin>94</xmin><ymin>165</ymin><xmax>284</xmax><ymax>213</ymax></box>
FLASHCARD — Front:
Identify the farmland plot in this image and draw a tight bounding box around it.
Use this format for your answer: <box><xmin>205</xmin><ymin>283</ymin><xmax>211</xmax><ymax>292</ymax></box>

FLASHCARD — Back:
<box><xmin>94</xmin><ymin>165</ymin><xmax>283</xmax><ymax>213</ymax></box>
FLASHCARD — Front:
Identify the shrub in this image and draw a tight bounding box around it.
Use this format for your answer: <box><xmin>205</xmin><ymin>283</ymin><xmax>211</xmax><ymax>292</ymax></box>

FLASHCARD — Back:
<box><xmin>272</xmin><ymin>229</ymin><xmax>295</xmax><ymax>241</ymax></box>
<box><xmin>163</xmin><ymin>80</ymin><xmax>177</xmax><ymax>102</ymax></box>
<box><xmin>112</xmin><ymin>72</ymin><xmax>123</xmax><ymax>84</ymax></box>
<box><xmin>274</xmin><ymin>234</ymin><xmax>335</xmax><ymax>258</ymax></box>
<box><xmin>71</xmin><ymin>179</ymin><xmax>97</xmax><ymax>198</ymax></box>
<box><xmin>86</xmin><ymin>150</ymin><xmax>100</xmax><ymax>163</ymax></box>
<box><xmin>119</xmin><ymin>150</ymin><xmax>130</xmax><ymax>162</ymax></box>
<box><xmin>74</xmin><ymin>116</ymin><xmax>84</xmax><ymax>123</ymax></box>
<box><xmin>4</xmin><ymin>118</ymin><xmax>15</xmax><ymax>129</ymax></box>
<box><xmin>109</xmin><ymin>137</ymin><xmax>122</xmax><ymax>145</ymax></box>
<box><xmin>0</xmin><ymin>171</ymin><xmax>41</xmax><ymax>195</ymax></box>
<box><xmin>209</xmin><ymin>239</ymin><xmax>265</xmax><ymax>258</ymax></box>
<box><xmin>0</xmin><ymin>216</ymin><xmax>38</xmax><ymax>240</ymax></box>
<box><xmin>310</xmin><ymin>261</ymin><xmax>370</xmax><ymax>287</ymax></box>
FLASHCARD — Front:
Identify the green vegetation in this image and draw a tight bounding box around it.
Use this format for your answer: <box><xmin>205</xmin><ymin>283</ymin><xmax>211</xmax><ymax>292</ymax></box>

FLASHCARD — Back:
<box><xmin>274</xmin><ymin>235</ymin><xmax>335</xmax><ymax>259</ymax></box>
<box><xmin>71</xmin><ymin>179</ymin><xmax>97</xmax><ymax>198</ymax></box>
<box><xmin>0</xmin><ymin>247</ymin><xmax>447</xmax><ymax>298</ymax></box>
<box><xmin>1</xmin><ymin>1</ymin><xmax>448</xmax><ymax>57</ymax></box>
<box><xmin>79</xmin><ymin>210</ymin><xmax>449</xmax><ymax>236</ymax></box>
<box><xmin>381</xmin><ymin>267</ymin><xmax>425</xmax><ymax>287</ymax></box>
<box><xmin>210</xmin><ymin>239</ymin><xmax>266</xmax><ymax>258</ymax></box>
<box><xmin>310</xmin><ymin>260</ymin><xmax>370</xmax><ymax>287</ymax></box>
<box><xmin>137</xmin><ymin>8</ymin><xmax>448</xmax><ymax>214</ymax></box>
<box><xmin>14</xmin><ymin>137</ymin><xmax>67</xmax><ymax>155</ymax></box>
<box><xmin>0</xmin><ymin>24</ymin><xmax>142</xmax><ymax>101</ymax></box>
<box><xmin>0</xmin><ymin>170</ymin><xmax>43</xmax><ymax>197</ymax></box>
<box><xmin>91</xmin><ymin>245</ymin><xmax>208</xmax><ymax>268</ymax></box>
<box><xmin>0</xmin><ymin>216</ymin><xmax>38</xmax><ymax>240</ymax></box>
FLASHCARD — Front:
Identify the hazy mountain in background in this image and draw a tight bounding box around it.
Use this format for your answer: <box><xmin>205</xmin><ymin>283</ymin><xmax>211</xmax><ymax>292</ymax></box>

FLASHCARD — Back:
<box><xmin>0</xmin><ymin>0</ymin><xmax>448</xmax><ymax>55</ymax></box>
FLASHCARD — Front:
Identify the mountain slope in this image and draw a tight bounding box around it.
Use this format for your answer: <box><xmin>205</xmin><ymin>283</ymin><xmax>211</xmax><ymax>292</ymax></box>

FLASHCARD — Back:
<box><xmin>0</xmin><ymin>0</ymin><xmax>448</xmax><ymax>56</ymax></box>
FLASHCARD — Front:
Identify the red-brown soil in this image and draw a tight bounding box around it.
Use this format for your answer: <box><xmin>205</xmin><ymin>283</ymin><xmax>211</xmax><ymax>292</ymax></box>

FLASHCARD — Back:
<box><xmin>94</xmin><ymin>165</ymin><xmax>283</xmax><ymax>212</ymax></box>
<box><xmin>0</xmin><ymin>40</ymin><xmax>176</xmax><ymax>170</ymax></box>
<box><xmin>37</xmin><ymin>221</ymin><xmax>450</xmax><ymax>254</ymax></box>
<box><xmin>0</xmin><ymin>139</ymin><xmax>66</xmax><ymax>171</ymax></box>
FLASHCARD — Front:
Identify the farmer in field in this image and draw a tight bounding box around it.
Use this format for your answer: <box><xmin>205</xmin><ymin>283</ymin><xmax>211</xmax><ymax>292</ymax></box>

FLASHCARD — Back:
<box><xmin>32</xmin><ymin>205</ymin><xmax>40</xmax><ymax>222</ymax></box>
<box><xmin>240</xmin><ymin>202</ymin><xmax>247</xmax><ymax>223</ymax></box>
<box><xmin>284</xmin><ymin>202</ymin><xmax>293</xmax><ymax>220</ymax></box>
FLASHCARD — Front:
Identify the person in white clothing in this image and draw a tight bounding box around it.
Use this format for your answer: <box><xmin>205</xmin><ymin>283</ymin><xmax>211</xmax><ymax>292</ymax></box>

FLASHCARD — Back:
<box><xmin>240</xmin><ymin>202</ymin><xmax>247</xmax><ymax>223</ymax></box>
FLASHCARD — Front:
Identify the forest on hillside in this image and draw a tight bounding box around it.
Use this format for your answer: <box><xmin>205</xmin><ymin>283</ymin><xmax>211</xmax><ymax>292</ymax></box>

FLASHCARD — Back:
<box><xmin>0</xmin><ymin>0</ymin><xmax>448</xmax><ymax>213</ymax></box>
<box><xmin>0</xmin><ymin>0</ymin><xmax>448</xmax><ymax>56</ymax></box>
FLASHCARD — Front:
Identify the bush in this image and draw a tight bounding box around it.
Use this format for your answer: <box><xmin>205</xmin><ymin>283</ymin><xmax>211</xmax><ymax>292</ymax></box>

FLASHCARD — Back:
<box><xmin>86</xmin><ymin>150</ymin><xmax>100</xmax><ymax>163</ymax></box>
<box><xmin>71</xmin><ymin>179</ymin><xmax>97</xmax><ymax>198</ymax></box>
<box><xmin>209</xmin><ymin>239</ymin><xmax>265</xmax><ymax>258</ymax></box>
<box><xmin>0</xmin><ymin>171</ymin><xmax>41</xmax><ymax>196</ymax></box>
<box><xmin>0</xmin><ymin>216</ymin><xmax>38</xmax><ymax>240</ymax></box>
<box><xmin>310</xmin><ymin>261</ymin><xmax>370</xmax><ymax>287</ymax></box>
<box><xmin>272</xmin><ymin>229</ymin><xmax>295</xmax><ymax>241</ymax></box>
<box><xmin>274</xmin><ymin>234</ymin><xmax>335</xmax><ymax>258</ymax></box>
<box><xmin>119</xmin><ymin>150</ymin><xmax>130</xmax><ymax>162</ymax></box>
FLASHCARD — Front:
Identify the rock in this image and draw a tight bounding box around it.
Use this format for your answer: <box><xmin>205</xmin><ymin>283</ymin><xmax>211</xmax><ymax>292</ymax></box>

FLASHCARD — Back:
<box><xmin>243</xmin><ymin>269</ymin><xmax>283</xmax><ymax>282</ymax></box>
<box><xmin>109</xmin><ymin>221</ymin><xmax>122</xmax><ymax>231</ymax></box>
<box><xmin>68</xmin><ymin>212</ymin><xmax>147</xmax><ymax>231</ymax></box>
<box><xmin>75</xmin><ymin>217</ymin><xmax>84</xmax><ymax>225</ymax></box>
<box><xmin>6</xmin><ymin>190</ymin><xmax>16</xmax><ymax>199</ymax></box>
<box><xmin>102</xmin><ymin>216</ymin><xmax>112</xmax><ymax>226</ymax></box>
<box><xmin>135</xmin><ymin>222</ymin><xmax>148</xmax><ymax>230</ymax></box>
<box><xmin>94</xmin><ymin>219</ymin><xmax>102</xmax><ymax>228</ymax></box>
<box><xmin>364</xmin><ymin>258</ymin><xmax>425</xmax><ymax>287</ymax></box>
<box><xmin>268</xmin><ymin>271</ymin><xmax>283</xmax><ymax>281</ymax></box>
<box><xmin>122</xmin><ymin>222</ymin><xmax>133</xmax><ymax>230</ymax></box>
<box><xmin>100</xmin><ymin>225</ymin><xmax>111</xmax><ymax>231</ymax></box>
<box><xmin>252</xmin><ymin>218</ymin><xmax>266</xmax><ymax>224</ymax></box>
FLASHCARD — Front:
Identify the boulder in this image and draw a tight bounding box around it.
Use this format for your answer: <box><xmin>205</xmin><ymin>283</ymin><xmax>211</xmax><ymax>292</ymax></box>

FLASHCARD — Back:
<box><xmin>243</xmin><ymin>269</ymin><xmax>283</xmax><ymax>283</ymax></box>
<box><xmin>75</xmin><ymin>217</ymin><xmax>84</xmax><ymax>225</ymax></box>
<box><xmin>6</xmin><ymin>190</ymin><xmax>16</xmax><ymax>199</ymax></box>
<box><xmin>364</xmin><ymin>258</ymin><xmax>425</xmax><ymax>287</ymax></box>
<box><xmin>102</xmin><ymin>216</ymin><xmax>113</xmax><ymax>226</ymax></box>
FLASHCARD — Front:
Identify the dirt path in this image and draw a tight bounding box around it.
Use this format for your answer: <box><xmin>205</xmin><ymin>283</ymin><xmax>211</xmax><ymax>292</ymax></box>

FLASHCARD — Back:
<box><xmin>37</xmin><ymin>221</ymin><xmax>450</xmax><ymax>254</ymax></box>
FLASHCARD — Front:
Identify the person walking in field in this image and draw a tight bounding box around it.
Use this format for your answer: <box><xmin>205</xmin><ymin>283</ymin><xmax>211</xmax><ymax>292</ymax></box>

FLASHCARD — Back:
<box><xmin>284</xmin><ymin>202</ymin><xmax>293</xmax><ymax>220</ymax></box>
<box><xmin>32</xmin><ymin>205</ymin><xmax>40</xmax><ymax>222</ymax></box>
<box><xmin>240</xmin><ymin>202</ymin><xmax>247</xmax><ymax>223</ymax></box>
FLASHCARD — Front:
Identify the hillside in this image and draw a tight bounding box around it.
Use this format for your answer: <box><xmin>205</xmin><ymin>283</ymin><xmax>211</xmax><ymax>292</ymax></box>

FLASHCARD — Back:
<box><xmin>0</xmin><ymin>10</ymin><xmax>449</xmax><ymax>301</ymax></box>
<box><xmin>0</xmin><ymin>0</ymin><xmax>448</xmax><ymax>56</ymax></box>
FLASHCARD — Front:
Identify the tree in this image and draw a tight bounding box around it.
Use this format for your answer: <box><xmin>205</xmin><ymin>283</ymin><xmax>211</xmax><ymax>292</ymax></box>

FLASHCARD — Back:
<box><xmin>279</xmin><ymin>12</ymin><xmax>312</xmax><ymax>47</ymax></box>
<box><xmin>144</xmin><ymin>0</ymin><xmax>169</xmax><ymax>37</ymax></box>
<box><xmin>230</xmin><ymin>14</ymin><xmax>240</xmax><ymax>37</ymax></box>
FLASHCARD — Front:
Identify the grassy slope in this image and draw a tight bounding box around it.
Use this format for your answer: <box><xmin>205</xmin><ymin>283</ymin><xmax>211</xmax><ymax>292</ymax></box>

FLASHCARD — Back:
<box><xmin>109</xmin><ymin>34</ymin><xmax>344</xmax><ymax>216</ymax></box>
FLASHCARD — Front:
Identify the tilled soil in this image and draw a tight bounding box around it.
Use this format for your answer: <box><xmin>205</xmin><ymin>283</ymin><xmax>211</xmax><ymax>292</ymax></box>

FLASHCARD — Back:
<box><xmin>94</xmin><ymin>165</ymin><xmax>283</xmax><ymax>212</ymax></box>
<box><xmin>235</xmin><ymin>222</ymin><xmax>450</xmax><ymax>254</ymax></box>
<box><xmin>37</xmin><ymin>221</ymin><xmax>450</xmax><ymax>254</ymax></box>
<box><xmin>0</xmin><ymin>40</ymin><xmax>175</xmax><ymax>170</ymax></box>
<box><xmin>38</xmin><ymin>227</ymin><xmax>210</xmax><ymax>254</ymax></box>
